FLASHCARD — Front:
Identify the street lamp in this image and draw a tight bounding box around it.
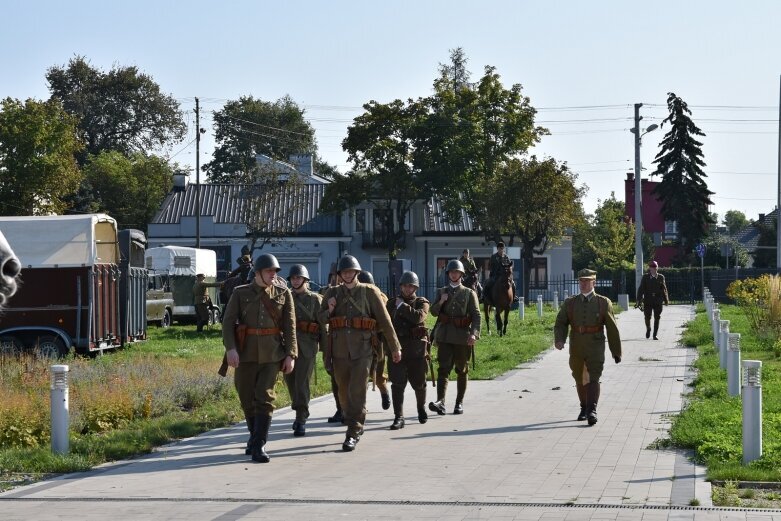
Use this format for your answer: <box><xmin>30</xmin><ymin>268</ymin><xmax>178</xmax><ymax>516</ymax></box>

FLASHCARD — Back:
<box><xmin>630</xmin><ymin>103</ymin><xmax>658</xmax><ymax>294</ymax></box>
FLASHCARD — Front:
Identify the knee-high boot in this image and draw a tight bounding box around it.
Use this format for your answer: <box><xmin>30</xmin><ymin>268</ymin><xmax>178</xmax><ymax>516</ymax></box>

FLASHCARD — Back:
<box><xmin>252</xmin><ymin>416</ymin><xmax>271</xmax><ymax>463</ymax></box>
<box><xmin>586</xmin><ymin>382</ymin><xmax>600</xmax><ymax>426</ymax></box>
<box><xmin>390</xmin><ymin>386</ymin><xmax>405</xmax><ymax>430</ymax></box>
<box><xmin>653</xmin><ymin>318</ymin><xmax>660</xmax><ymax>340</ymax></box>
<box><xmin>644</xmin><ymin>315</ymin><xmax>651</xmax><ymax>338</ymax></box>
<box><xmin>244</xmin><ymin>415</ymin><xmax>255</xmax><ymax>455</ymax></box>
<box><xmin>575</xmin><ymin>384</ymin><xmax>587</xmax><ymax>421</ymax></box>
<box><xmin>415</xmin><ymin>388</ymin><xmax>428</xmax><ymax>424</ymax></box>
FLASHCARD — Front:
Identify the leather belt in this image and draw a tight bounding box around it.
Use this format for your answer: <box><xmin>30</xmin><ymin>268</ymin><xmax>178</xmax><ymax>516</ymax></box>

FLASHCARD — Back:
<box><xmin>574</xmin><ymin>325</ymin><xmax>602</xmax><ymax>334</ymax></box>
<box><xmin>329</xmin><ymin>316</ymin><xmax>377</xmax><ymax>330</ymax></box>
<box><xmin>439</xmin><ymin>314</ymin><xmax>472</xmax><ymax>328</ymax></box>
<box><xmin>246</xmin><ymin>327</ymin><xmax>281</xmax><ymax>336</ymax></box>
<box><xmin>296</xmin><ymin>320</ymin><xmax>320</xmax><ymax>334</ymax></box>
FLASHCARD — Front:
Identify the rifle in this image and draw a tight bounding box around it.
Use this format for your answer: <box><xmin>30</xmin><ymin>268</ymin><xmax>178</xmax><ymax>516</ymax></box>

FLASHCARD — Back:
<box><xmin>217</xmin><ymin>323</ymin><xmax>247</xmax><ymax>377</ymax></box>
<box><xmin>471</xmin><ymin>344</ymin><xmax>476</xmax><ymax>370</ymax></box>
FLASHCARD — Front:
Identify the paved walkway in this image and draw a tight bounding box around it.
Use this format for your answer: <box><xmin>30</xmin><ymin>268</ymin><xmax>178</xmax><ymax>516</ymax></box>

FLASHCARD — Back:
<box><xmin>2</xmin><ymin>304</ymin><xmax>780</xmax><ymax>520</ymax></box>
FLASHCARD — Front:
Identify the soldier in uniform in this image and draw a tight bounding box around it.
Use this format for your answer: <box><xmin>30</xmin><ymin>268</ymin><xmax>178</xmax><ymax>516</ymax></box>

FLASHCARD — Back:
<box><xmin>636</xmin><ymin>260</ymin><xmax>670</xmax><ymax>340</ymax></box>
<box><xmin>193</xmin><ymin>273</ymin><xmax>221</xmax><ymax>332</ymax></box>
<box><xmin>459</xmin><ymin>248</ymin><xmax>478</xmax><ymax>274</ymax></box>
<box><xmin>386</xmin><ymin>270</ymin><xmax>430</xmax><ymax>429</ymax></box>
<box><xmin>428</xmin><ymin>259</ymin><xmax>481</xmax><ymax>415</ymax></box>
<box><xmin>554</xmin><ymin>268</ymin><xmax>621</xmax><ymax>426</ymax></box>
<box><xmin>357</xmin><ymin>270</ymin><xmax>391</xmax><ymax>412</ymax></box>
<box><xmin>222</xmin><ymin>253</ymin><xmax>297</xmax><ymax>462</ymax></box>
<box><xmin>285</xmin><ymin>264</ymin><xmax>327</xmax><ymax>437</ymax></box>
<box><xmin>321</xmin><ymin>265</ymin><xmax>344</xmax><ymax>424</ymax></box>
<box><xmin>320</xmin><ymin>255</ymin><xmax>402</xmax><ymax>451</ymax></box>
<box><xmin>483</xmin><ymin>242</ymin><xmax>516</xmax><ymax>302</ymax></box>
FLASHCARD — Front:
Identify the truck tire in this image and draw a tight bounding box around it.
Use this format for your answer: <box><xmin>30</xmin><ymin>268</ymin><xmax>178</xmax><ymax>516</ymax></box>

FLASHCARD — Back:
<box><xmin>161</xmin><ymin>309</ymin><xmax>172</xmax><ymax>328</ymax></box>
<box><xmin>36</xmin><ymin>335</ymin><xmax>69</xmax><ymax>358</ymax></box>
<box><xmin>208</xmin><ymin>308</ymin><xmax>220</xmax><ymax>326</ymax></box>
<box><xmin>0</xmin><ymin>335</ymin><xmax>23</xmax><ymax>356</ymax></box>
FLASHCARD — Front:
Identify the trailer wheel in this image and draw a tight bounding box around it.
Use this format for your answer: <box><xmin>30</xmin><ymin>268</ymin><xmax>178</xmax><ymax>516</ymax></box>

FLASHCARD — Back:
<box><xmin>208</xmin><ymin>308</ymin><xmax>220</xmax><ymax>326</ymax></box>
<box><xmin>0</xmin><ymin>335</ymin><xmax>23</xmax><ymax>356</ymax></box>
<box><xmin>161</xmin><ymin>309</ymin><xmax>172</xmax><ymax>328</ymax></box>
<box><xmin>36</xmin><ymin>335</ymin><xmax>69</xmax><ymax>358</ymax></box>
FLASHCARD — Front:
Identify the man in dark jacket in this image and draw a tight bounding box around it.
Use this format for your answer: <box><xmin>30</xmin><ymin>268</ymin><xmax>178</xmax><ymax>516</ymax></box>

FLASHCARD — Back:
<box><xmin>636</xmin><ymin>260</ymin><xmax>670</xmax><ymax>340</ymax></box>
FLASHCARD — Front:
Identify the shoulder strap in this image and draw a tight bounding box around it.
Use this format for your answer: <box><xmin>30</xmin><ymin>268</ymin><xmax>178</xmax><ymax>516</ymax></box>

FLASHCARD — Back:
<box><xmin>259</xmin><ymin>288</ymin><xmax>282</xmax><ymax>327</ymax></box>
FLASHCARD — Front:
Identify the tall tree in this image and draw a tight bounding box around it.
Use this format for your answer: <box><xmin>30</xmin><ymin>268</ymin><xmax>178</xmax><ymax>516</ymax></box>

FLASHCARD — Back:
<box><xmin>584</xmin><ymin>194</ymin><xmax>636</xmax><ymax>273</ymax></box>
<box><xmin>480</xmin><ymin>157</ymin><xmax>585</xmax><ymax>299</ymax></box>
<box><xmin>723</xmin><ymin>210</ymin><xmax>749</xmax><ymax>235</ymax></box>
<box><xmin>650</xmin><ymin>92</ymin><xmax>715</xmax><ymax>263</ymax></box>
<box><xmin>204</xmin><ymin>95</ymin><xmax>317</xmax><ymax>183</ymax></box>
<box><xmin>0</xmin><ymin>97</ymin><xmax>82</xmax><ymax>215</ymax></box>
<box><xmin>46</xmin><ymin>56</ymin><xmax>186</xmax><ymax>163</ymax></box>
<box><xmin>83</xmin><ymin>151</ymin><xmax>175</xmax><ymax>232</ymax></box>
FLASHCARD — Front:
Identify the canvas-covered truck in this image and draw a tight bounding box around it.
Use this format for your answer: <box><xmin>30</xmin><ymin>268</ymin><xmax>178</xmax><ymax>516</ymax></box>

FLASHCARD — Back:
<box><xmin>0</xmin><ymin>214</ymin><xmax>123</xmax><ymax>356</ymax></box>
<box><xmin>144</xmin><ymin>246</ymin><xmax>220</xmax><ymax>325</ymax></box>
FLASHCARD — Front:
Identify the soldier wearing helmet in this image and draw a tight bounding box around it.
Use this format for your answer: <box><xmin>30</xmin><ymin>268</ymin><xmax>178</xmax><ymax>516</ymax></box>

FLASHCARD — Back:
<box><xmin>284</xmin><ymin>264</ymin><xmax>327</xmax><ymax>437</ymax></box>
<box><xmin>357</xmin><ymin>270</ymin><xmax>391</xmax><ymax>413</ymax></box>
<box><xmin>636</xmin><ymin>260</ymin><xmax>670</xmax><ymax>340</ymax></box>
<box><xmin>428</xmin><ymin>259</ymin><xmax>481</xmax><ymax>416</ymax></box>
<box><xmin>386</xmin><ymin>270</ymin><xmax>431</xmax><ymax>429</ymax></box>
<box><xmin>320</xmin><ymin>255</ymin><xmax>402</xmax><ymax>452</ymax></box>
<box><xmin>221</xmin><ymin>252</ymin><xmax>297</xmax><ymax>463</ymax></box>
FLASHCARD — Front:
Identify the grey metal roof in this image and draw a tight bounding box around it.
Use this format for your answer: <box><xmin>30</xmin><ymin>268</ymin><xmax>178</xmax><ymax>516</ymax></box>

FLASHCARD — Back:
<box><xmin>423</xmin><ymin>198</ymin><xmax>479</xmax><ymax>234</ymax></box>
<box><xmin>733</xmin><ymin>208</ymin><xmax>778</xmax><ymax>251</ymax></box>
<box><xmin>152</xmin><ymin>183</ymin><xmax>340</xmax><ymax>234</ymax></box>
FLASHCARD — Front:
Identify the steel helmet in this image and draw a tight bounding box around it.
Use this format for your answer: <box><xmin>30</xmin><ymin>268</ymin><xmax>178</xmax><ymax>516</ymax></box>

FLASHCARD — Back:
<box><xmin>445</xmin><ymin>259</ymin><xmax>465</xmax><ymax>275</ymax></box>
<box><xmin>287</xmin><ymin>264</ymin><xmax>310</xmax><ymax>281</ymax></box>
<box><xmin>357</xmin><ymin>270</ymin><xmax>374</xmax><ymax>284</ymax></box>
<box><xmin>253</xmin><ymin>253</ymin><xmax>281</xmax><ymax>272</ymax></box>
<box><xmin>336</xmin><ymin>255</ymin><xmax>362</xmax><ymax>273</ymax></box>
<box><xmin>399</xmin><ymin>271</ymin><xmax>419</xmax><ymax>287</ymax></box>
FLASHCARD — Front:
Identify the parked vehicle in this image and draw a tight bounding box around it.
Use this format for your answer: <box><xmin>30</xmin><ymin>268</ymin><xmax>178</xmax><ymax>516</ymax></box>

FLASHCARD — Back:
<box><xmin>144</xmin><ymin>246</ymin><xmax>220</xmax><ymax>325</ymax></box>
<box><xmin>146</xmin><ymin>272</ymin><xmax>174</xmax><ymax>327</ymax></box>
<box><xmin>0</xmin><ymin>214</ymin><xmax>123</xmax><ymax>356</ymax></box>
<box><xmin>118</xmin><ymin>229</ymin><xmax>148</xmax><ymax>345</ymax></box>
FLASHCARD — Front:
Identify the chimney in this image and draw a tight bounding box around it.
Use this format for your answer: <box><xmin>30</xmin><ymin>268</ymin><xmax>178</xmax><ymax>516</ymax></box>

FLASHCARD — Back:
<box><xmin>289</xmin><ymin>154</ymin><xmax>313</xmax><ymax>177</ymax></box>
<box><xmin>626</xmin><ymin>172</ymin><xmax>634</xmax><ymax>181</ymax></box>
<box><xmin>758</xmin><ymin>213</ymin><xmax>765</xmax><ymax>223</ymax></box>
<box><xmin>173</xmin><ymin>173</ymin><xmax>189</xmax><ymax>191</ymax></box>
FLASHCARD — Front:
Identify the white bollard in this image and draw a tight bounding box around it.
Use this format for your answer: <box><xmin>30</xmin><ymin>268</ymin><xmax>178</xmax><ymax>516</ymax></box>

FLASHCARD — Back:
<box><xmin>537</xmin><ymin>294</ymin><xmax>543</xmax><ymax>318</ymax></box>
<box><xmin>518</xmin><ymin>297</ymin><xmax>524</xmax><ymax>320</ymax></box>
<box><xmin>727</xmin><ymin>333</ymin><xmax>741</xmax><ymax>397</ymax></box>
<box><xmin>742</xmin><ymin>361</ymin><xmax>763</xmax><ymax>464</ymax></box>
<box><xmin>618</xmin><ymin>294</ymin><xmax>629</xmax><ymax>311</ymax></box>
<box><xmin>563</xmin><ymin>289</ymin><xmax>569</xmax><ymax>301</ymax></box>
<box><xmin>50</xmin><ymin>364</ymin><xmax>70</xmax><ymax>455</ymax></box>
<box><xmin>719</xmin><ymin>320</ymin><xmax>730</xmax><ymax>370</ymax></box>
<box><xmin>553</xmin><ymin>291</ymin><xmax>559</xmax><ymax>310</ymax></box>
<box><xmin>711</xmin><ymin>309</ymin><xmax>720</xmax><ymax>346</ymax></box>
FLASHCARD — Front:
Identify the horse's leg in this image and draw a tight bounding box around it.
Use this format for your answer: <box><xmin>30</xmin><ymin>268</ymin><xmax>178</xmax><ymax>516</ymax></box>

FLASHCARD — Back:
<box><xmin>484</xmin><ymin>302</ymin><xmax>491</xmax><ymax>335</ymax></box>
<box><xmin>495</xmin><ymin>308</ymin><xmax>502</xmax><ymax>337</ymax></box>
<box><xmin>502</xmin><ymin>309</ymin><xmax>509</xmax><ymax>336</ymax></box>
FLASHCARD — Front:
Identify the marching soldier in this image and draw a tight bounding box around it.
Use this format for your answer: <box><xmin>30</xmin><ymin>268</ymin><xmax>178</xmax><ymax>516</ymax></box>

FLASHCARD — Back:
<box><xmin>357</xmin><ymin>270</ymin><xmax>391</xmax><ymax>412</ymax></box>
<box><xmin>554</xmin><ymin>268</ymin><xmax>621</xmax><ymax>426</ymax></box>
<box><xmin>428</xmin><ymin>259</ymin><xmax>481</xmax><ymax>415</ymax></box>
<box><xmin>320</xmin><ymin>255</ymin><xmax>402</xmax><ymax>451</ymax></box>
<box><xmin>193</xmin><ymin>273</ymin><xmax>220</xmax><ymax>332</ymax></box>
<box><xmin>285</xmin><ymin>264</ymin><xmax>327</xmax><ymax>437</ymax></box>
<box><xmin>386</xmin><ymin>270</ymin><xmax>431</xmax><ymax>429</ymax></box>
<box><xmin>636</xmin><ymin>260</ymin><xmax>670</xmax><ymax>340</ymax></box>
<box><xmin>222</xmin><ymin>253</ymin><xmax>297</xmax><ymax>462</ymax></box>
<box><xmin>321</xmin><ymin>265</ymin><xmax>344</xmax><ymax>424</ymax></box>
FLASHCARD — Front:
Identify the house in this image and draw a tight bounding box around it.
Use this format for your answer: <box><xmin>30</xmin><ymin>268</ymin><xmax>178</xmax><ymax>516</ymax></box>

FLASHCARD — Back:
<box><xmin>147</xmin><ymin>154</ymin><xmax>573</xmax><ymax>300</ymax></box>
<box><xmin>733</xmin><ymin>209</ymin><xmax>779</xmax><ymax>267</ymax></box>
<box><xmin>624</xmin><ymin>172</ymin><xmax>678</xmax><ymax>266</ymax></box>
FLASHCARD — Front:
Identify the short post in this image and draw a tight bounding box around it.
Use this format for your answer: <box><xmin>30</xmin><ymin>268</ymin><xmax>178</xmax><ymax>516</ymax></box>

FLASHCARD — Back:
<box><xmin>537</xmin><ymin>294</ymin><xmax>543</xmax><ymax>318</ymax></box>
<box><xmin>518</xmin><ymin>297</ymin><xmax>525</xmax><ymax>320</ymax></box>
<box><xmin>711</xmin><ymin>309</ymin><xmax>720</xmax><ymax>346</ymax></box>
<box><xmin>719</xmin><ymin>320</ymin><xmax>730</xmax><ymax>370</ymax></box>
<box><xmin>50</xmin><ymin>364</ymin><xmax>70</xmax><ymax>454</ymax></box>
<box><xmin>727</xmin><ymin>333</ymin><xmax>741</xmax><ymax>397</ymax></box>
<box><xmin>563</xmin><ymin>289</ymin><xmax>569</xmax><ymax>301</ymax></box>
<box><xmin>553</xmin><ymin>291</ymin><xmax>559</xmax><ymax>310</ymax></box>
<box><xmin>618</xmin><ymin>294</ymin><xmax>629</xmax><ymax>311</ymax></box>
<box><xmin>742</xmin><ymin>361</ymin><xmax>763</xmax><ymax>464</ymax></box>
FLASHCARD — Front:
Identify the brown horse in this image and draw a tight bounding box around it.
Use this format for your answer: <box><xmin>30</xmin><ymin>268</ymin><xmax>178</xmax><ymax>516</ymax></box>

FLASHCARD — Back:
<box><xmin>484</xmin><ymin>263</ymin><xmax>513</xmax><ymax>336</ymax></box>
<box><xmin>0</xmin><ymin>230</ymin><xmax>21</xmax><ymax>310</ymax></box>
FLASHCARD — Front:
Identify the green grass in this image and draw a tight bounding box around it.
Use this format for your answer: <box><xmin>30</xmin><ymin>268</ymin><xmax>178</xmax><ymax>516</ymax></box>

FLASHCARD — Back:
<box><xmin>0</xmin><ymin>306</ymin><xmax>557</xmax><ymax>490</ymax></box>
<box><xmin>670</xmin><ymin>304</ymin><xmax>781</xmax><ymax>482</ymax></box>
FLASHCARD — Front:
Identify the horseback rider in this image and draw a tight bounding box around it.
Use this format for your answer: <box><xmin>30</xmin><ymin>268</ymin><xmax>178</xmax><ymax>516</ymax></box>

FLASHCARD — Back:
<box><xmin>483</xmin><ymin>242</ymin><xmax>516</xmax><ymax>303</ymax></box>
<box><xmin>458</xmin><ymin>249</ymin><xmax>482</xmax><ymax>298</ymax></box>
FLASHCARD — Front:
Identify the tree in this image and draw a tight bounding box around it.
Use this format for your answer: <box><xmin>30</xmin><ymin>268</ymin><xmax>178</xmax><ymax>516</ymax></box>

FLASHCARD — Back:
<box><xmin>753</xmin><ymin>215</ymin><xmax>778</xmax><ymax>268</ymax></box>
<box><xmin>322</xmin><ymin>98</ymin><xmax>432</xmax><ymax>259</ymax></box>
<box><xmin>46</xmin><ymin>56</ymin><xmax>186</xmax><ymax>163</ymax></box>
<box><xmin>723</xmin><ymin>210</ymin><xmax>749</xmax><ymax>235</ymax></box>
<box><xmin>204</xmin><ymin>95</ymin><xmax>317</xmax><ymax>183</ymax></box>
<box><xmin>83</xmin><ymin>151</ymin><xmax>175</xmax><ymax>232</ymax></box>
<box><xmin>480</xmin><ymin>157</ymin><xmax>585</xmax><ymax>299</ymax></box>
<box><xmin>650</xmin><ymin>92</ymin><xmax>715</xmax><ymax>264</ymax></box>
<box><xmin>584</xmin><ymin>194</ymin><xmax>636</xmax><ymax>273</ymax></box>
<box><xmin>0</xmin><ymin>97</ymin><xmax>82</xmax><ymax>215</ymax></box>
<box><xmin>700</xmin><ymin>234</ymin><xmax>749</xmax><ymax>268</ymax></box>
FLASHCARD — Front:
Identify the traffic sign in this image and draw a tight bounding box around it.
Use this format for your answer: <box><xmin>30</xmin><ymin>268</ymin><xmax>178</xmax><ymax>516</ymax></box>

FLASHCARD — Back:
<box><xmin>695</xmin><ymin>243</ymin><xmax>706</xmax><ymax>258</ymax></box>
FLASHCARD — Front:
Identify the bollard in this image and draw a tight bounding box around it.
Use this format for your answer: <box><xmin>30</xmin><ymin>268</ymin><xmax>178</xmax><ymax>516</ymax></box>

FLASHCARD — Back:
<box><xmin>719</xmin><ymin>320</ymin><xmax>730</xmax><ymax>370</ymax></box>
<box><xmin>742</xmin><ymin>361</ymin><xmax>763</xmax><ymax>464</ymax></box>
<box><xmin>711</xmin><ymin>309</ymin><xmax>720</xmax><ymax>346</ymax></box>
<box><xmin>727</xmin><ymin>333</ymin><xmax>741</xmax><ymax>397</ymax></box>
<box><xmin>518</xmin><ymin>297</ymin><xmax>524</xmax><ymax>320</ymax></box>
<box><xmin>553</xmin><ymin>291</ymin><xmax>559</xmax><ymax>310</ymax></box>
<box><xmin>618</xmin><ymin>294</ymin><xmax>629</xmax><ymax>311</ymax></box>
<box><xmin>563</xmin><ymin>289</ymin><xmax>569</xmax><ymax>301</ymax></box>
<box><xmin>51</xmin><ymin>364</ymin><xmax>70</xmax><ymax>454</ymax></box>
<box><xmin>537</xmin><ymin>294</ymin><xmax>543</xmax><ymax>318</ymax></box>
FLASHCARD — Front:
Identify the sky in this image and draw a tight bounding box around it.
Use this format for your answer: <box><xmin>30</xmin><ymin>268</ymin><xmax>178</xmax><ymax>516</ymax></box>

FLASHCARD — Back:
<box><xmin>2</xmin><ymin>0</ymin><xmax>780</xmax><ymax>223</ymax></box>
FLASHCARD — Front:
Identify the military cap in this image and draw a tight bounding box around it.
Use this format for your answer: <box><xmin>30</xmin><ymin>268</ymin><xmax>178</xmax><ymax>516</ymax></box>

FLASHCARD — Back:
<box><xmin>577</xmin><ymin>268</ymin><xmax>597</xmax><ymax>280</ymax></box>
<box><xmin>648</xmin><ymin>260</ymin><xmax>658</xmax><ymax>268</ymax></box>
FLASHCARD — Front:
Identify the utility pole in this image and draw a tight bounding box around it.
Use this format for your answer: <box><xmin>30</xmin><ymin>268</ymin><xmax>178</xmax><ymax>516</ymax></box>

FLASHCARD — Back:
<box><xmin>633</xmin><ymin>103</ymin><xmax>644</xmax><ymax>293</ymax></box>
<box><xmin>777</xmin><ymin>75</ymin><xmax>780</xmax><ymax>270</ymax></box>
<box><xmin>195</xmin><ymin>97</ymin><xmax>201</xmax><ymax>248</ymax></box>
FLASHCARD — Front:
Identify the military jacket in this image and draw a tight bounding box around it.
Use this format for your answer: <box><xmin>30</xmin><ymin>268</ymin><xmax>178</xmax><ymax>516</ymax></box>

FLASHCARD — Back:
<box><xmin>459</xmin><ymin>256</ymin><xmax>478</xmax><ymax>274</ymax></box>
<box><xmin>319</xmin><ymin>282</ymin><xmax>401</xmax><ymax>360</ymax></box>
<box><xmin>430</xmin><ymin>284</ymin><xmax>481</xmax><ymax>344</ymax></box>
<box><xmin>292</xmin><ymin>289</ymin><xmax>327</xmax><ymax>359</ymax></box>
<box><xmin>554</xmin><ymin>293</ymin><xmax>621</xmax><ymax>359</ymax></box>
<box><xmin>222</xmin><ymin>281</ymin><xmax>298</xmax><ymax>363</ymax></box>
<box><xmin>193</xmin><ymin>280</ymin><xmax>220</xmax><ymax>304</ymax></box>
<box><xmin>387</xmin><ymin>295</ymin><xmax>430</xmax><ymax>358</ymax></box>
<box><xmin>489</xmin><ymin>253</ymin><xmax>511</xmax><ymax>279</ymax></box>
<box><xmin>637</xmin><ymin>273</ymin><xmax>669</xmax><ymax>305</ymax></box>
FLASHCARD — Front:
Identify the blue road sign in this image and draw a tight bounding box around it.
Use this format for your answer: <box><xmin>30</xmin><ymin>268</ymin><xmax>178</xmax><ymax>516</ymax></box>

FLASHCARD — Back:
<box><xmin>695</xmin><ymin>243</ymin><xmax>706</xmax><ymax>258</ymax></box>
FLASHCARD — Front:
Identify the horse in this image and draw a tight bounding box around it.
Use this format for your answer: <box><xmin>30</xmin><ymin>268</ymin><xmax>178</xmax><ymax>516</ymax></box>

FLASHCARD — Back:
<box><xmin>463</xmin><ymin>269</ymin><xmax>482</xmax><ymax>302</ymax></box>
<box><xmin>0</xmin><ymin>230</ymin><xmax>21</xmax><ymax>310</ymax></box>
<box><xmin>483</xmin><ymin>262</ymin><xmax>513</xmax><ymax>336</ymax></box>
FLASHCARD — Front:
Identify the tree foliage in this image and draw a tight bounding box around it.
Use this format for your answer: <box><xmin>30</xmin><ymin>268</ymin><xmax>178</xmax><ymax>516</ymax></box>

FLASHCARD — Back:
<box><xmin>723</xmin><ymin>210</ymin><xmax>749</xmax><ymax>235</ymax></box>
<box><xmin>650</xmin><ymin>92</ymin><xmax>715</xmax><ymax>263</ymax></box>
<box><xmin>83</xmin><ymin>151</ymin><xmax>175</xmax><ymax>232</ymax></box>
<box><xmin>46</xmin><ymin>56</ymin><xmax>186</xmax><ymax>163</ymax></box>
<box><xmin>699</xmin><ymin>233</ymin><xmax>749</xmax><ymax>268</ymax></box>
<box><xmin>583</xmin><ymin>194</ymin><xmax>635</xmax><ymax>272</ymax></box>
<box><xmin>753</xmin><ymin>214</ymin><xmax>778</xmax><ymax>268</ymax></box>
<box><xmin>204</xmin><ymin>95</ymin><xmax>317</xmax><ymax>183</ymax></box>
<box><xmin>0</xmin><ymin>97</ymin><xmax>82</xmax><ymax>215</ymax></box>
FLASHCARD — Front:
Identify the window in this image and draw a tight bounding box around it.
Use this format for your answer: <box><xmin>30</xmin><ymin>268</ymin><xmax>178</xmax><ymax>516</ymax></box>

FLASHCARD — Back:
<box><xmin>354</xmin><ymin>209</ymin><xmax>366</xmax><ymax>233</ymax></box>
<box><xmin>529</xmin><ymin>258</ymin><xmax>548</xmax><ymax>289</ymax></box>
<box><xmin>664</xmin><ymin>220</ymin><xmax>678</xmax><ymax>235</ymax></box>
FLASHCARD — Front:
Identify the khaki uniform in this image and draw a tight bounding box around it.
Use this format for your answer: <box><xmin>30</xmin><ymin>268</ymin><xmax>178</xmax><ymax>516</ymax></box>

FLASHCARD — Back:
<box><xmin>387</xmin><ymin>295</ymin><xmax>431</xmax><ymax>418</ymax></box>
<box><xmin>284</xmin><ymin>289</ymin><xmax>327</xmax><ymax>424</ymax></box>
<box><xmin>222</xmin><ymin>281</ymin><xmax>298</xmax><ymax>419</ymax></box>
<box><xmin>320</xmin><ymin>282</ymin><xmax>401</xmax><ymax>438</ymax></box>
<box><xmin>459</xmin><ymin>256</ymin><xmax>478</xmax><ymax>274</ymax></box>
<box><xmin>637</xmin><ymin>273</ymin><xmax>670</xmax><ymax>337</ymax></box>
<box><xmin>430</xmin><ymin>284</ymin><xmax>481</xmax><ymax>405</ymax></box>
<box><xmin>193</xmin><ymin>279</ymin><xmax>220</xmax><ymax>331</ymax></box>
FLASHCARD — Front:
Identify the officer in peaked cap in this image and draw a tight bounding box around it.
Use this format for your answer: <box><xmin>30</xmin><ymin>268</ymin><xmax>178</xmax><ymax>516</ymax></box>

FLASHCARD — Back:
<box><xmin>636</xmin><ymin>260</ymin><xmax>670</xmax><ymax>340</ymax></box>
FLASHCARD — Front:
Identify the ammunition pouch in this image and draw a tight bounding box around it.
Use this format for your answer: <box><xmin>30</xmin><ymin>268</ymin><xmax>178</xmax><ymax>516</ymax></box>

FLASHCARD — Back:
<box><xmin>329</xmin><ymin>316</ymin><xmax>377</xmax><ymax>331</ymax></box>
<box><xmin>296</xmin><ymin>320</ymin><xmax>320</xmax><ymax>335</ymax></box>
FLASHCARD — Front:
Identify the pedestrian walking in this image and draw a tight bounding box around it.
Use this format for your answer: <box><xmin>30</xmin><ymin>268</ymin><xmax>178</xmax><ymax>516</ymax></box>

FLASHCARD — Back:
<box><xmin>636</xmin><ymin>260</ymin><xmax>670</xmax><ymax>340</ymax></box>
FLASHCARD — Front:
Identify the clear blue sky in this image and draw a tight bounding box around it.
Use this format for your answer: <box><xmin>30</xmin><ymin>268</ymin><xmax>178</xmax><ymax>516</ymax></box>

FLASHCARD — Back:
<box><xmin>2</xmin><ymin>0</ymin><xmax>780</xmax><ymax>222</ymax></box>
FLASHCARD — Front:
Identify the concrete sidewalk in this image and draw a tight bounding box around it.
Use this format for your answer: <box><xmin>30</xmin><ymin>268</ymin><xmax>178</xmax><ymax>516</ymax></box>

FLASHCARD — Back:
<box><xmin>2</xmin><ymin>304</ymin><xmax>780</xmax><ymax>520</ymax></box>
